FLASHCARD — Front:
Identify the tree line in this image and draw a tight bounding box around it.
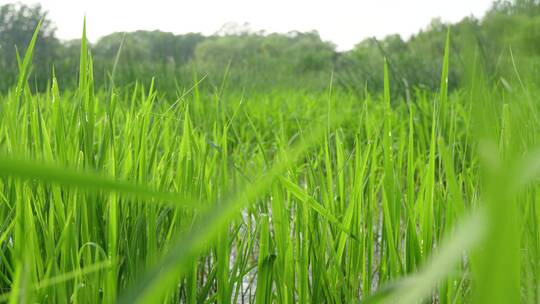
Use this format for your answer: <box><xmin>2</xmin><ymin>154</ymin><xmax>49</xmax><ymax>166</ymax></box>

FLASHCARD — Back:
<box><xmin>0</xmin><ymin>0</ymin><xmax>539</xmax><ymax>95</ymax></box>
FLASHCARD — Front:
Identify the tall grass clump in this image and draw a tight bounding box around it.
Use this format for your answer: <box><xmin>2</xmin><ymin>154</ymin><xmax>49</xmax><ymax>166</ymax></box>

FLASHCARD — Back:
<box><xmin>0</xmin><ymin>23</ymin><xmax>538</xmax><ymax>303</ymax></box>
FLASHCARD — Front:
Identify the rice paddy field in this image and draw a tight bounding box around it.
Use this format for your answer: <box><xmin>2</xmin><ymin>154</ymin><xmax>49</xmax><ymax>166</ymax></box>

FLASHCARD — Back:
<box><xmin>0</xmin><ymin>24</ymin><xmax>539</xmax><ymax>303</ymax></box>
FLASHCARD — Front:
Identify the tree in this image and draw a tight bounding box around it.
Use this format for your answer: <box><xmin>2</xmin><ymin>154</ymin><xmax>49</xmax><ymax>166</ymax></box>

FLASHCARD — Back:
<box><xmin>0</xmin><ymin>3</ymin><xmax>60</xmax><ymax>91</ymax></box>
<box><xmin>193</xmin><ymin>30</ymin><xmax>335</xmax><ymax>91</ymax></box>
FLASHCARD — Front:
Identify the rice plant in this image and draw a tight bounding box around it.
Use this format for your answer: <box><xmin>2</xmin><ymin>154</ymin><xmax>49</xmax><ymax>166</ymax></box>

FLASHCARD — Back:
<box><xmin>0</xmin><ymin>22</ymin><xmax>538</xmax><ymax>304</ymax></box>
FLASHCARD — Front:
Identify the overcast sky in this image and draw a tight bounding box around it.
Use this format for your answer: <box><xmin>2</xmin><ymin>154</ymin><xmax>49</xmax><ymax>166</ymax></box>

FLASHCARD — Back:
<box><xmin>4</xmin><ymin>0</ymin><xmax>495</xmax><ymax>50</ymax></box>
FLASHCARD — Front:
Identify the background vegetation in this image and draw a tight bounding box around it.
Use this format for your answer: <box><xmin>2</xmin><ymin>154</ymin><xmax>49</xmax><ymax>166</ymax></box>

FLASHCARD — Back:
<box><xmin>1</xmin><ymin>0</ymin><xmax>540</xmax><ymax>95</ymax></box>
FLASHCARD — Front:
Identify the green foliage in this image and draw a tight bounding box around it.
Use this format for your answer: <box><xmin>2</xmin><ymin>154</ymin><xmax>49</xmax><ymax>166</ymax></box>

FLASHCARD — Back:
<box><xmin>0</xmin><ymin>3</ymin><xmax>59</xmax><ymax>92</ymax></box>
<box><xmin>194</xmin><ymin>31</ymin><xmax>335</xmax><ymax>91</ymax></box>
<box><xmin>2</xmin><ymin>1</ymin><xmax>540</xmax><ymax>96</ymax></box>
<box><xmin>92</xmin><ymin>31</ymin><xmax>205</xmax><ymax>90</ymax></box>
<box><xmin>337</xmin><ymin>3</ymin><xmax>540</xmax><ymax>97</ymax></box>
<box><xmin>0</xmin><ymin>5</ymin><xmax>540</xmax><ymax>302</ymax></box>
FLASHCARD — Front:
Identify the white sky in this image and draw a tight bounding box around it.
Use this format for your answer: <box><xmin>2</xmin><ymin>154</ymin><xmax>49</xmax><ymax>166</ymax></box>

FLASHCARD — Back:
<box><xmin>4</xmin><ymin>0</ymin><xmax>495</xmax><ymax>50</ymax></box>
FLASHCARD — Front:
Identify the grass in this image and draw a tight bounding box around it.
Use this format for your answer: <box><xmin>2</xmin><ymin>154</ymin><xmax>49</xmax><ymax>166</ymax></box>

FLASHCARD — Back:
<box><xmin>0</xmin><ymin>24</ymin><xmax>538</xmax><ymax>303</ymax></box>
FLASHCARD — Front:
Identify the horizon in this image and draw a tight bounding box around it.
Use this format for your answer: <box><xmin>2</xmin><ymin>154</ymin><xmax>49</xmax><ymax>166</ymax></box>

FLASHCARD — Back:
<box><xmin>11</xmin><ymin>0</ymin><xmax>495</xmax><ymax>51</ymax></box>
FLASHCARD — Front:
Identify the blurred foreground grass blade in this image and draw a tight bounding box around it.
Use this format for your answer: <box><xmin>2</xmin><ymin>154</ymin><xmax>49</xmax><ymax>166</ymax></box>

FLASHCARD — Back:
<box><xmin>474</xmin><ymin>120</ymin><xmax>534</xmax><ymax>303</ymax></box>
<box><xmin>0</xmin><ymin>156</ymin><xmax>198</xmax><ymax>208</ymax></box>
<box><xmin>363</xmin><ymin>209</ymin><xmax>486</xmax><ymax>304</ymax></box>
<box><xmin>119</xmin><ymin>116</ymin><xmax>345</xmax><ymax>304</ymax></box>
<box><xmin>512</xmin><ymin>146</ymin><xmax>540</xmax><ymax>191</ymax></box>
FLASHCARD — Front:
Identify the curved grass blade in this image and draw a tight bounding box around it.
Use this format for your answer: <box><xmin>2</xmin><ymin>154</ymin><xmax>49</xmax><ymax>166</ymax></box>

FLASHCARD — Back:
<box><xmin>0</xmin><ymin>155</ymin><xmax>199</xmax><ymax>208</ymax></box>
